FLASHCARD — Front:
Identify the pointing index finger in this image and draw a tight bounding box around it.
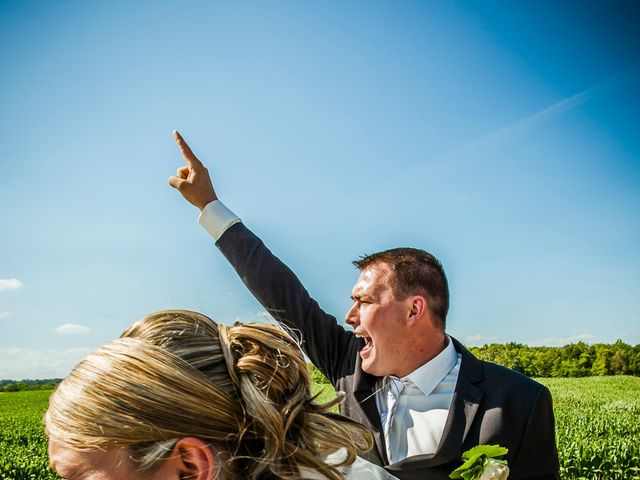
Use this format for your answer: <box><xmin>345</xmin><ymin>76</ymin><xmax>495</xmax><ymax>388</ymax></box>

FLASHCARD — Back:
<box><xmin>173</xmin><ymin>130</ymin><xmax>203</xmax><ymax>169</ymax></box>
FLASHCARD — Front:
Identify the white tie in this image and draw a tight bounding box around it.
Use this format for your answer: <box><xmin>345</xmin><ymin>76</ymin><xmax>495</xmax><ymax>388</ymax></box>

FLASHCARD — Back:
<box><xmin>383</xmin><ymin>377</ymin><xmax>405</xmax><ymax>463</ymax></box>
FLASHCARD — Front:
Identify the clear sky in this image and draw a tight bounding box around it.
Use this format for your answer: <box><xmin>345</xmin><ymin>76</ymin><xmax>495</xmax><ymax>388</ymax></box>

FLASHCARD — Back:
<box><xmin>1</xmin><ymin>0</ymin><xmax>639</xmax><ymax>379</ymax></box>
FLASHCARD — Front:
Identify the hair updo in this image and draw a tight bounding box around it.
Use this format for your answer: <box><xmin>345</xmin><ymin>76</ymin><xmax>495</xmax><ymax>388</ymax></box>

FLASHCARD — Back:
<box><xmin>45</xmin><ymin>310</ymin><xmax>372</xmax><ymax>479</ymax></box>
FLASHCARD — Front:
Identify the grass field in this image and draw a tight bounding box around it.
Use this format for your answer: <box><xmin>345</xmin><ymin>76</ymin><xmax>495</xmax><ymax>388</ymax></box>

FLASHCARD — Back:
<box><xmin>0</xmin><ymin>390</ymin><xmax>55</xmax><ymax>479</ymax></box>
<box><xmin>2</xmin><ymin>377</ymin><xmax>639</xmax><ymax>479</ymax></box>
<box><xmin>539</xmin><ymin>376</ymin><xmax>640</xmax><ymax>480</ymax></box>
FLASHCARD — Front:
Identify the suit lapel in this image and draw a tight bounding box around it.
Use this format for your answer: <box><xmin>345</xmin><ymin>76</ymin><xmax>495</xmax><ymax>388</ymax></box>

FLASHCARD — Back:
<box><xmin>352</xmin><ymin>356</ymin><xmax>387</xmax><ymax>462</ymax></box>
<box><xmin>434</xmin><ymin>369</ymin><xmax>483</xmax><ymax>462</ymax></box>
<box><xmin>433</xmin><ymin>338</ymin><xmax>484</xmax><ymax>462</ymax></box>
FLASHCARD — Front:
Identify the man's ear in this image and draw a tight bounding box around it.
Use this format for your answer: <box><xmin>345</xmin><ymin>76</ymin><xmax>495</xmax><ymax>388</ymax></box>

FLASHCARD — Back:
<box><xmin>406</xmin><ymin>295</ymin><xmax>428</xmax><ymax>326</ymax></box>
<box><xmin>171</xmin><ymin>437</ymin><xmax>217</xmax><ymax>480</ymax></box>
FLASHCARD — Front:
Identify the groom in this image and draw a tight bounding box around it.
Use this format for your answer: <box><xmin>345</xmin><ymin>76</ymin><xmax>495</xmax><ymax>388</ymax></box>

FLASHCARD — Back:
<box><xmin>168</xmin><ymin>131</ymin><xmax>560</xmax><ymax>480</ymax></box>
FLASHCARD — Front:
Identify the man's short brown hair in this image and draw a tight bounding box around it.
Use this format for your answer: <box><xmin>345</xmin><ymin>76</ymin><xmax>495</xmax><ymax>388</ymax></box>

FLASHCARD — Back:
<box><xmin>353</xmin><ymin>248</ymin><xmax>449</xmax><ymax>330</ymax></box>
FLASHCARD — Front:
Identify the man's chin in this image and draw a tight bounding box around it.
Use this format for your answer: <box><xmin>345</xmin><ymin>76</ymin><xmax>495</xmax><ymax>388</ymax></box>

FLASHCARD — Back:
<box><xmin>360</xmin><ymin>357</ymin><xmax>380</xmax><ymax>376</ymax></box>
<box><xmin>360</xmin><ymin>356</ymin><xmax>371</xmax><ymax>371</ymax></box>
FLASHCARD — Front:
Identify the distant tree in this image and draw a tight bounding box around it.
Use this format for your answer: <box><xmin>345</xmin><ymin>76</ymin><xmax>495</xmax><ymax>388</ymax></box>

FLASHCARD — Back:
<box><xmin>0</xmin><ymin>378</ymin><xmax>61</xmax><ymax>391</ymax></box>
<box><xmin>630</xmin><ymin>344</ymin><xmax>640</xmax><ymax>376</ymax></box>
<box><xmin>610</xmin><ymin>340</ymin><xmax>631</xmax><ymax>375</ymax></box>
<box><xmin>592</xmin><ymin>345</ymin><xmax>613</xmax><ymax>376</ymax></box>
<box><xmin>468</xmin><ymin>341</ymin><xmax>637</xmax><ymax>378</ymax></box>
<box><xmin>531</xmin><ymin>348</ymin><xmax>556</xmax><ymax>377</ymax></box>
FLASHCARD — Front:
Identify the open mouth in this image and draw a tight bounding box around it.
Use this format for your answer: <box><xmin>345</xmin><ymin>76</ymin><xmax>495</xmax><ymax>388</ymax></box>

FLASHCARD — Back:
<box><xmin>355</xmin><ymin>334</ymin><xmax>373</xmax><ymax>356</ymax></box>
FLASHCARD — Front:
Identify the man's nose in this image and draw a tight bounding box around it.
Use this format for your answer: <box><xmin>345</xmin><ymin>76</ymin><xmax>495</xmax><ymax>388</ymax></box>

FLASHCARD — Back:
<box><xmin>345</xmin><ymin>304</ymin><xmax>359</xmax><ymax>327</ymax></box>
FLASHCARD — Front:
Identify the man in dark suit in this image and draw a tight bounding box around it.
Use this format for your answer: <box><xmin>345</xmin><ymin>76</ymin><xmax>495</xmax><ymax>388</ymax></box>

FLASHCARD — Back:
<box><xmin>168</xmin><ymin>131</ymin><xmax>560</xmax><ymax>480</ymax></box>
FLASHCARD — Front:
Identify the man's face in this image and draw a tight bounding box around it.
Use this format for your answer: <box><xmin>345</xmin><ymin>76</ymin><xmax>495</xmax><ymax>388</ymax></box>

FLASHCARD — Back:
<box><xmin>345</xmin><ymin>263</ymin><xmax>411</xmax><ymax>377</ymax></box>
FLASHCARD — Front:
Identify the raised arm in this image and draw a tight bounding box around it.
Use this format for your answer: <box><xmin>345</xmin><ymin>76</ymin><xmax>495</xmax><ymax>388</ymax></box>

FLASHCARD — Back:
<box><xmin>168</xmin><ymin>131</ymin><xmax>359</xmax><ymax>384</ymax></box>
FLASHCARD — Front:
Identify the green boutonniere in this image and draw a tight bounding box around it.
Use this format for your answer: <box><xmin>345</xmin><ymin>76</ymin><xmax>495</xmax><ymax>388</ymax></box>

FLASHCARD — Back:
<box><xmin>449</xmin><ymin>444</ymin><xmax>509</xmax><ymax>480</ymax></box>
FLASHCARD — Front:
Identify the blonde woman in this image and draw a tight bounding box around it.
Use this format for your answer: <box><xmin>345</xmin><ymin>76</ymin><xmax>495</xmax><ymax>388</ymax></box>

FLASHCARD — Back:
<box><xmin>45</xmin><ymin>310</ymin><xmax>399</xmax><ymax>480</ymax></box>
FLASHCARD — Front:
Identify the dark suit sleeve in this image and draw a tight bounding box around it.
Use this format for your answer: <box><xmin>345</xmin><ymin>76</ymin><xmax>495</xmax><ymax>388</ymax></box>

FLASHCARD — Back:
<box><xmin>215</xmin><ymin>222</ymin><xmax>358</xmax><ymax>385</ymax></box>
<box><xmin>510</xmin><ymin>386</ymin><xmax>560</xmax><ymax>480</ymax></box>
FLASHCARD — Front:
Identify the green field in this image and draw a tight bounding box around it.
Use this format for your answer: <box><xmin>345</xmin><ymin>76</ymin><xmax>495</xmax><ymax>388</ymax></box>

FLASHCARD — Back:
<box><xmin>539</xmin><ymin>377</ymin><xmax>640</xmax><ymax>480</ymax></box>
<box><xmin>2</xmin><ymin>377</ymin><xmax>639</xmax><ymax>480</ymax></box>
<box><xmin>0</xmin><ymin>390</ymin><xmax>56</xmax><ymax>479</ymax></box>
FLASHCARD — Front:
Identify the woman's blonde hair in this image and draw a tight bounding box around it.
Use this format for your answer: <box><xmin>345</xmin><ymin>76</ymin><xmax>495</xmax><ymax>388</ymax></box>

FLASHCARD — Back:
<box><xmin>45</xmin><ymin>310</ymin><xmax>372</xmax><ymax>479</ymax></box>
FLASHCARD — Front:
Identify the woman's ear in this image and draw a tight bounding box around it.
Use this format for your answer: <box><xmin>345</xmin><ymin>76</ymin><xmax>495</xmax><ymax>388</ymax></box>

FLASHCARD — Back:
<box><xmin>172</xmin><ymin>437</ymin><xmax>217</xmax><ymax>480</ymax></box>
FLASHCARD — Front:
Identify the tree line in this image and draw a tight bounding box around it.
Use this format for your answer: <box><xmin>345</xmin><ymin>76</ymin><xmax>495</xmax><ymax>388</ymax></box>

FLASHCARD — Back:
<box><xmin>308</xmin><ymin>340</ymin><xmax>640</xmax><ymax>383</ymax></box>
<box><xmin>469</xmin><ymin>340</ymin><xmax>640</xmax><ymax>378</ymax></box>
<box><xmin>0</xmin><ymin>378</ymin><xmax>61</xmax><ymax>392</ymax></box>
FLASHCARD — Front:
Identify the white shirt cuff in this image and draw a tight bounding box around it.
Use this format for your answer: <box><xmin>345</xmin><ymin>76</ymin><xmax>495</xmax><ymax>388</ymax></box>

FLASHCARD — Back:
<box><xmin>198</xmin><ymin>200</ymin><xmax>241</xmax><ymax>241</ymax></box>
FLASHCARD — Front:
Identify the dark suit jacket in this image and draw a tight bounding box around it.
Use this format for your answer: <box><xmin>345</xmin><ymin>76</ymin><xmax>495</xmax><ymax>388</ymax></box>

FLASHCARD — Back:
<box><xmin>217</xmin><ymin>223</ymin><xmax>560</xmax><ymax>480</ymax></box>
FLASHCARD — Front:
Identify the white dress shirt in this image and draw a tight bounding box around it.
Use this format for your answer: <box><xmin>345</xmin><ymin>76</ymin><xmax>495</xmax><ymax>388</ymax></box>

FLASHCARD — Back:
<box><xmin>376</xmin><ymin>336</ymin><xmax>461</xmax><ymax>462</ymax></box>
<box><xmin>199</xmin><ymin>200</ymin><xmax>462</xmax><ymax>463</ymax></box>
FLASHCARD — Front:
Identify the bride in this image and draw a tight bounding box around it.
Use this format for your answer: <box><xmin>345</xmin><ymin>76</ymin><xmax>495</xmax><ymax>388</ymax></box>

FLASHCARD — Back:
<box><xmin>45</xmin><ymin>310</ymin><xmax>398</xmax><ymax>480</ymax></box>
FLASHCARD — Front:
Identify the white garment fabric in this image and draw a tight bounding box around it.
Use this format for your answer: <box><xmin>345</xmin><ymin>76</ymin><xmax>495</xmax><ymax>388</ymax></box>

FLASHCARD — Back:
<box><xmin>198</xmin><ymin>200</ymin><xmax>241</xmax><ymax>241</ymax></box>
<box><xmin>305</xmin><ymin>448</ymin><xmax>399</xmax><ymax>479</ymax></box>
<box><xmin>376</xmin><ymin>336</ymin><xmax>461</xmax><ymax>461</ymax></box>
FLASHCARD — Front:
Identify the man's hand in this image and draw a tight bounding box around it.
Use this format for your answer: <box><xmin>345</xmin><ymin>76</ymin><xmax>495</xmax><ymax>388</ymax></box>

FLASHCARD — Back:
<box><xmin>168</xmin><ymin>130</ymin><xmax>218</xmax><ymax>211</ymax></box>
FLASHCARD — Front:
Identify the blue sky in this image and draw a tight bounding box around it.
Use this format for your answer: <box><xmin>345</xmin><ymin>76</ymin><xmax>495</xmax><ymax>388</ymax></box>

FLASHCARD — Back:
<box><xmin>1</xmin><ymin>0</ymin><xmax>639</xmax><ymax>379</ymax></box>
